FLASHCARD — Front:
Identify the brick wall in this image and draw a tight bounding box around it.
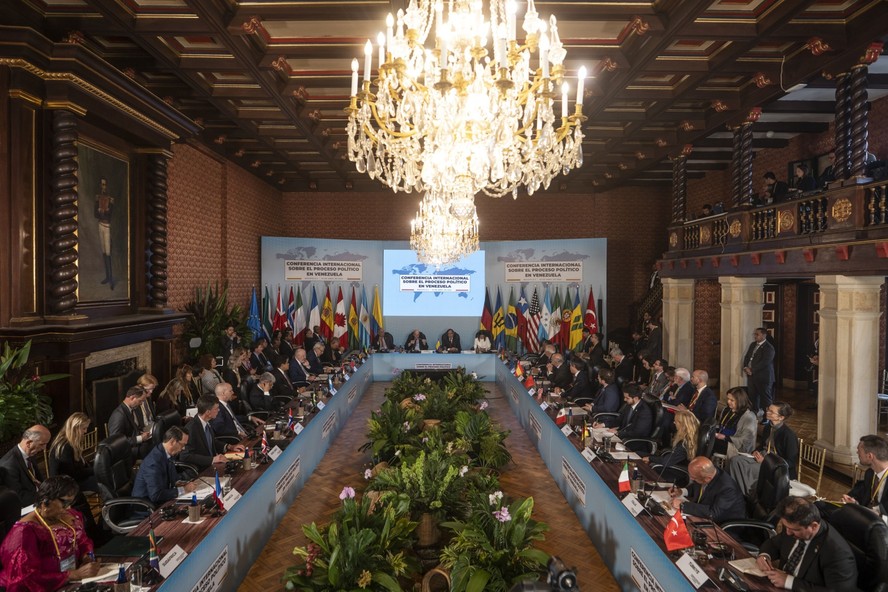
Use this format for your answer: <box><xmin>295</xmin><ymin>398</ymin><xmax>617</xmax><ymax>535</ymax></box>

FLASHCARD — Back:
<box><xmin>693</xmin><ymin>279</ymin><xmax>721</xmax><ymax>380</ymax></box>
<box><xmin>280</xmin><ymin>185</ymin><xmax>671</xmax><ymax>329</ymax></box>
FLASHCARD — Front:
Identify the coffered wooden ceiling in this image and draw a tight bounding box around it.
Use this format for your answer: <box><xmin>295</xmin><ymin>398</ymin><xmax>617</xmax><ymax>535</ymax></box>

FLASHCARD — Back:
<box><xmin>4</xmin><ymin>0</ymin><xmax>888</xmax><ymax>192</ymax></box>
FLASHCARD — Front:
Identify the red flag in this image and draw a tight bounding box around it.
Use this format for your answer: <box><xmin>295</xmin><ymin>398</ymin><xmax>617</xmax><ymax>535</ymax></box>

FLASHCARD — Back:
<box><xmin>515</xmin><ymin>363</ymin><xmax>525</xmax><ymax>378</ymax></box>
<box><xmin>272</xmin><ymin>287</ymin><xmax>288</xmax><ymax>332</ymax></box>
<box><xmin>664</xmin><ymin>509</ymin><xmax>694</xmax><ymax>551</ymax></box>
<box><xmin>584</xmin><ymin>287</ymin><xmax>599</xmax><ymax>335</ymax></box>
<box><xmin>320</xmin><ymin>287</ymin><xmax>334</xmax><ymax>340</ymax></box>
<box><xmin>523</xmin><ymin>374</ymin><xmax>535</xmax><ymax>389</ymax></box>
<box><xmin>618</xmin><ymin>461</ymin><xmax>631</xmax><ymax>493</ymax></box>
<box><xmin>480</xmin><ymin>288</ymin><xmax>492</xmax><ymax>332</ymax></box>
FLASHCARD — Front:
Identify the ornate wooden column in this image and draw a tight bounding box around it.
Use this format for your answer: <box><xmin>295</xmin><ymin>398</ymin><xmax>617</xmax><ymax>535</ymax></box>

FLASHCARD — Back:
<box><xmin>671</xmin><ymin>150</ymin><xmax>689</xmax><ymax>223</ymax></box>
<box><xmin>47</xmin><ymin>108</ymin><xmax>82</xmax><ymax>317</ymax></box>
<box><xmin>833</xmin><ymin>72</ymin><xmax>852</xmax><ymax>181</ymax></box>
<box><xmin>145</xmin><ymin>151</ymin><xmax>170</xmax><ymax>309</ymax></box>
<box><xmin>739</xmin><ymin>121</ymin><xmax>755</xmax><ymax>204</ymax></box>
<box><xmin>730</xmin><ymin>126</ymin><xmax>742</xmax><ymax>207</ymax></box>
<box><xmin>848</xmin><ymin>64</ymin><xmax>870</xmax><ymax>179</ymax></box>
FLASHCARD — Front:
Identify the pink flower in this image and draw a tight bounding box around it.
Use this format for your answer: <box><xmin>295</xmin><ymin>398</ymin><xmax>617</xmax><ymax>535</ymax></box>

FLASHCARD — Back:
<box><xmin>493</xmin><ymin>507</ymin><xmax>511</xmax><ymax>522</ymax></box>
<box><xmin>413</xmin><ymin>393</ymin><xmax>426</xmax><ymax>402</ymax></box>
<box><xmin>339</xmin><ymin>486</ymin><xmax>356</xmax><ymax>500</ymax></box>
<box><xmin>364</xmin><ymin>469</ymin><xmax>373</xmax><ymax>480</ymax></box>
<box><xmin>479</xmin><ymin>401</ymin><xmax>488</xmax><ymax>410</ymax></box>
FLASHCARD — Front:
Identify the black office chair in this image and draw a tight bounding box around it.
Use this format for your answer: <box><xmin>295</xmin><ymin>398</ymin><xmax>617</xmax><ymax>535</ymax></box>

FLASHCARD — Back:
<box><xmin>650</xmin><ymin>464</ymin><xmax>689</xmax><ymax>488</ymax></box>
<box><xmin>93</xmin><ymin>435</ymin><xmax>156</xmax><ymax>534</ymax></box>
<box><xmin>748</xmin><ymin>453</ymin><xmax>790</xmax><ymax>520</ymax></box>
<box><xmin>151</xmin><ymin>409</ymin><xmax>183</xmax><ymax>446</ymax></box>
<box><xmin>824</xmin><ymin>503</ymin><xmax>888</xmax><ymax>592</ymax></box>
<box><xmin>623</xmin><ymin>399</ymin><xmax>666</xmax><ymax>455</ymax></box>
<box><xmin>696</xmin><ymin>420</ymin><xmax>718</xmax><ymax>459</ymax></box>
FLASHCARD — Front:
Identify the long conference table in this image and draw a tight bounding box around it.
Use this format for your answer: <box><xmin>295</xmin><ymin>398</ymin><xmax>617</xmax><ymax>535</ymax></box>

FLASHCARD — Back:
<box><xmin>119</xmin><ymin>353</ymin><xmax>776</xmax><ymax>592</ymax></box>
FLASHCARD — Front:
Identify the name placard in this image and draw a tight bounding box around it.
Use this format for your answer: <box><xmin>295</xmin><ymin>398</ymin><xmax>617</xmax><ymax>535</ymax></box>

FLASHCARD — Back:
<box><xmin>293</xmin><ymin>422</ymin><xmax>304</xmax><ymax>435</ymax></box>
<box><xmin>621</xmin><ymin>493</ymin><xmax>645</xmax><ymax>517</ymax></box>
<box><xmin>275</xmin><ymin>456</ymin><xmax>301</xmax><ymax>503</ymax></box>
<box><xmin>560</xmin><ymin>424</ymin><xmax>573</xmax><ymax>437</ymax></box>
<box><xmin>221</xmin><ymin>488</ymin><xmax>241</xmax><ymax>509</ymax></box>
<box><xmin>539</xmin><ymin>401</ymin><xmax>549</xmax><ymax>411</ymax></box>
<box><xmin>581</xmin><ymin>447</ymin><xmax>597</xmax><ymax>462</ymax></box>
<box><xmin>316</xmin><ymin>400</ymin><xmax>326</xmax><ymax>411</ymax></box>
<box><xmin>190</xmin><ymin>545</ymin><xmax>227</xmax><ymax>592</ymax></box>
<box><xmin>267</xmin><ymin>445</ymin><xmax>283</xmax><ymax>462</ymax></box>
<box><xmin>159</xmin><ymin>544</ymin><xmax>187</xmax><ymax>579</ymax></box>
<box><xmin>675</xmin><ymin>553</ymin><xmax>708</xmax><ymax>588</ymax></box>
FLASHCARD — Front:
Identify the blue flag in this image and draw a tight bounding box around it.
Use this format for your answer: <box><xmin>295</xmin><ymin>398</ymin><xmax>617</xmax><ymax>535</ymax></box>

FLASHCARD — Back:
<box><xmin>247</xmin><ymin>286</ymin><xmax>261</xmax><ymax>340</ymax></box>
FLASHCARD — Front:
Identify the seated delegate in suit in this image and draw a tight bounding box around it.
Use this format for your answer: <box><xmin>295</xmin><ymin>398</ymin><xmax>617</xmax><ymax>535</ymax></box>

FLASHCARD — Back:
<box><xmin>307</xmin><ymin>343</ymin><xmax>327</xmax><ymax>375</ymax></box>
<box><xmin>659</xmin><ymin>367</ymin><xmax>694</xmax><ymax>435</ymax></box>
<box><xmin>473</xmin><ymin>330</ymin><xmax>492</xmax><ymax>353</ymax></box>
<box><xmin>712</xmin><ymin>387</ymin><xmax>757</xmax><ymax>456</ymax></box>
<box><xmin>842</xmin><ymin>434</ymin><xmax>888</xmax><ymax>515</ymax></box>
<box><xmin>250</xmin><ymin>338</ymin><xmax>273</xmax><ymax>373</ymax></box>
<box><xmin>211</xmin><ymin>382</ymin><xmax>262</xmax><ymax>439</ymax></box>
<box><xmin>680</xmin><ymin>369</ymin><xmax>717</xmax><ymax>423</ymax></box>
<box><xmin>728</xmin><ymin>401</ymin><xmax>799</xmax><ymax>497</ymax></box>
<box><xmin>248</xmin><ymin>373</ymin><xmax>280</xmax><ymax>413</ymax></box>
<box><xmin>756</xmin><ymin>497</ymin><xmax>858</xmax><ymax>592</ymax></box>
<box><xmin>132</xmin><ymin>426</ymin><xmax>199</xmax><ymax>505</ymax></box>
<box><xmin>0</xmin><ymin>425</ymin><xmax>50</xmax><ymax>508</ymax></box>
<box><xmin>288</xmin><ymin>347</ymin><xmax>315</xmax><ymax>388</ymax></box>
<box><xmin>107</xmin><ymin>385</ymin><xmax>152</xmax><ymax>459</ymax></box>
<box><xmin>438</xmin><ymin>328</ymin><xmax>462</xmax><ymax>353</ymax></box>
<box><xmin>644</xmin><ymin>410</ymin><xmax>698</xmax><ymax>470</ymax></box>
<box><xmin>270</xmin><ymin>355</ymin><xmax>296</xmax><ymax>401</ymax></box>
<box><xmin>48</xmin><ymin>413</ymin><xmax>98</xmax><ymax>495</ymax></box>
<box><xmin>583</xmin><ymin>368</ymin><xmax>621</xmax><ymax>422</ymax></box>
<box><xmin>157</xmin><ymin>364</ymin><xmax>198</xmax><ymax>417</ymax></box>
<box><xmin>555</xmin><ymin>360</ymin><xmax>592</xmax><ymax>401</ymax></box>
<box><xmin>669</xmin><ymin>456</ymin><xmax>747</xmax><ymax>524</ymax></box>
<box><xmin>594</xmin><ymin>384</ymin><xmax>654</xmax><ymax>451</ymax></box>
<box><xmin>611</xmin><ymin>349</ymin><xmax>634</xmax><ymax>387</ymax></box>
<box><xmin>545</xmin><ymin>353</ymin><xmax>572</xmax><ymax>390</ymax></box>
<box><xmin>181</xmin><ymin>395</ymin><xmax>244</xmax><ymax>472</ymax></box>
<box><xmin>373</xmin><ymin>330</ymin><xmax>395</xmax><ymax>351</ymax></box>
<box><xmin>404</xmin><ymin>329</ymin><xmax>428</xmax><ymax>351</ymax></box>
<box><xmin>0</xmin><ymin>475</ymin><xmax>101</xmax><ymax>590</ymax></box>
<box><xmin>322</xmin><ymin>337</ymin><xmax>345</xmax><ymax>365</ymax></box>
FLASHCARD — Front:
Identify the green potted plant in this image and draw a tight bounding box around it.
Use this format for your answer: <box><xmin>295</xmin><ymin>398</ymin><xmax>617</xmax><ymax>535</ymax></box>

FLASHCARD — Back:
<box><xmin>452</xmin><ymin>411</ymin><xmax>512</xmax><ymax>470</ymax></box>
<box><xmin>180</xmin><ymin>282</ymin><xmax>251</xmax><ymax>359</ymax></box>
<box><xmin>0</xmin><ymin>340</ymin><xmax>65</xmax><ymax>442</ymax></box>
<box><xmin>440</xmin><ymin>492</ymin><xmax>549</xmax><ymax>592</ymax></box>
<box><xmin>284</xmin><ymin>486</ymin><xmax>419</xmax><ymax>591</ymax></box>
<box><xmin>360</xmin><ymin>398</ymin><xmax>422</xmax><ymax>464</ymax></box>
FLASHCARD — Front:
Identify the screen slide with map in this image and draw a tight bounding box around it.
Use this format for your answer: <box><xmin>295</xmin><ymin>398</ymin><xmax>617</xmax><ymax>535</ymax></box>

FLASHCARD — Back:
<box><xmin>382</xmin><ymin>249</ymin><xmax>485</xmax><ymax>317</ymax></box>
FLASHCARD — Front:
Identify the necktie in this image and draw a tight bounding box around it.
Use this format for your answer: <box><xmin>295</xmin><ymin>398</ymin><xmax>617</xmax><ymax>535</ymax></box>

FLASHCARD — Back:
<box><xmin>205</xmin><ymin>423</ymin><xmax>214</xmax><ymax>452</ymax></box>
<box><xmin>689</xmin><ymin>390</ymin><xmax>701</xmax><ymax>410</ymax></box>
<box><xmin>784</xmin><ymin>541</ymin><xmax>806</xmax><ymax>575</ymax></box>
<box><xmin>226</xmin><ymin>404</ymin><xmax>246</xmax><ymax>436</ymax></box>
<box><xmin>25</xmin><ymin>456</ymin><xmax>38</xmax><ymax>484</ymax></box>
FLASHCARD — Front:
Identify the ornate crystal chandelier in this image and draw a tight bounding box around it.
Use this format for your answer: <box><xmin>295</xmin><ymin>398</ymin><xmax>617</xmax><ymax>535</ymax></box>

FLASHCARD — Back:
<box><xmin>346</xmin><ymin>0</ymin><xmax>587</xmax><ymax>200</ymax></box>
<box><xmin>410</xmin><ymin>189</ymin><xmax>479</xmax><ymax>266</ymax></box>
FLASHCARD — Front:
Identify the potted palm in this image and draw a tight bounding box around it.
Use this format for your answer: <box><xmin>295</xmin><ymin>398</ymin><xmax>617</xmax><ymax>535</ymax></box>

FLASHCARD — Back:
<box><xmin>452</xmin><ymin>411</ymin><xmax>512</xmax><ymax>470</ymax></box>
<box><xmin>440</xmin><ymin>492</ymin><xmax>549</xmax><ymax>592</ymax></box>
<box><xmin>284</xmin><ymin>486</ymin><xmax>419</xmax><ymax>591</ymax></box>
<box><xmin>0</xmin><ymin>340</ymin><xmax>65</xmax><ymax>443</ymax></box>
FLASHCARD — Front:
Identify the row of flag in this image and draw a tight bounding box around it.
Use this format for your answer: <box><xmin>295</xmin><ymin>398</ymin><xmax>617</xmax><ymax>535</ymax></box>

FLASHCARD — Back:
<box><xmin>248</xmin><ymin>284</ymin><xmax>385</xmax><ymax>350</ymax></box>
<box><xmin>479</xmin><ymin>285</ymin><xmax>599</xmax><ymax>353</ymax></box>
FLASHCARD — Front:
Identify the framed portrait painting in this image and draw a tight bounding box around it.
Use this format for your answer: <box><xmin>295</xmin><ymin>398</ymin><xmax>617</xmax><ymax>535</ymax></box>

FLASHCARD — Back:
<box><xmin>77</xmin><ymin>140</ymin><xmax>130</xmax><ymax>302</ymax></box>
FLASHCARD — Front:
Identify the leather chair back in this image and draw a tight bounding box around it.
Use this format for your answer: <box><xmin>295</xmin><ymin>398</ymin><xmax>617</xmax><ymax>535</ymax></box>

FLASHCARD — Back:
<box><xmin>0</xmin><ymin>486</ymin><xmax>20</xmax><ymax>541</ymax></box>
<box><xmin>152</xmin><ymin>408</ymin><xmax>182</xmax><ymax>446</ymax></box>
<box><xmin>93</xmin><ymin>434</ymin><xmax>135</xmax><ymax>501</ymax></box>
<box><xmin>751</xmin><ymin>453</ymin><xmax>789</xmax><ymax>519</ymax></box>
<box><xmin>646</xmin><ymin>399</ymin><xmax>665</xmax><ymax>440</ymax></box>
<box><xmin>696</xmin><ymin>419</ymin><xmax>718</xmax><ymax>459</ymax></box>
<box><xmin>825</xmin><ymin>502</ymin><xmax>888</xmax><ymax>591</ymax></box>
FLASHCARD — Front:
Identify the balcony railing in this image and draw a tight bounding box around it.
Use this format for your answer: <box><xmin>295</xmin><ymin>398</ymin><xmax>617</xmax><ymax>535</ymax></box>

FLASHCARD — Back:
<box><xmin>665</xmin><ymin>178</ymin><xmax>888</xmax><ymax>258</ymax></box>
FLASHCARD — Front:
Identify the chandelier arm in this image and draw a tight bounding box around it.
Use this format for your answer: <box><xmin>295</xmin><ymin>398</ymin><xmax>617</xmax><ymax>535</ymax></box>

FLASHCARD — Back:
<box><xmin>367</xmin><ymin>102</ymin><xmax>418</xmax><ymax>138</ymax></box>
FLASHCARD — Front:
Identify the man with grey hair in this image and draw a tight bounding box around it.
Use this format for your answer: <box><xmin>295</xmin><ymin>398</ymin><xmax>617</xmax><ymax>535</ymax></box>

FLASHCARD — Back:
<box><xmin>545</xmin><ymin>353</ymin><xmax>572</xmax><ymax>390</ymax></box>
<box><xmin>659</xmin><ymin>367</ymin><xmax>695</xmax><ymax>437</ymax></box>
<box><xmin>248</xmin><ymin>371</ymin><xmax>280</xmax><ymax>412</ymax></box>
<box><xmin>0</xmin><ymin>425</ymin><xmax>51</xmax><ymax>507</ymax></box>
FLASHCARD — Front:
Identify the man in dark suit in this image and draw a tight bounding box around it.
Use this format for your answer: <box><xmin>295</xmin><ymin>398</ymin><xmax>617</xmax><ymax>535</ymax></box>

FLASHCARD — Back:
<box><xmin>0</xmin><ymin>425</ymin><xmax>50</xmax><ymax>507</ymax></box>
<box><xmin>108</xmin><ymin>385</ymin><xmax>152</xmax><ymax>459</ymax></box>
<box><xmin>404</xmin><ymin>329</ymin><xmax>428</xmax><ymax>351</ymax></box>
<box><xmin>611</xmin><ymin>350</ymin><xmax>634</xmax><ymax>387</ymax></box>
<box><xmin>270</xmin><ymin>355</ymin><xmax>296</xmax><ymax>401</ymax></box>
<box><xmin>287</xmin><ymin>347</ymin><xmax>315</xmax><ymax>387</ymax></box>
<box><xmin>250</xmin><ymin>338</ymin><xmax>272</xmax><ymax>373</ymax></box>
<box><xmin>132</xmin><ymin>426</ymin><xmax>199</xmax><ymax>505</ymax></box>
<box><xmin>248</xmin><ymin>372</ymin><xmax>280</xmax><ymax>413</ymax></box>
<box><xmin>670</xmin><ymin>456</ymin><xmax>747</xmax><ymax>524</ymax></box>
<box><xmin>181</xmin><ymin>395</ymin><xmax>244</xmax><ymax>471</ymax></box>
<box><xmin>307</xmin><ymin>342</ymin><xmax>326</xmax><ymax>374</ymax></box>
<box><xmin>211</xmin><ymin>382</ymin><xmax>261</xmax><ymax>439</ymax></box>
<box><xmin>438</xmin><ymin>328</ymin><xmax>461</xmax><ymax>353</ymax></box>
<box><xmin>659</xmin><ymin>367</ymin><xmax>694</xmax><ymax>436</ymax></box>
<box><xmin>374</xmin><ymin>330</ymin><xmax>394</xmax><ymax>351</ymax></box>
<box><xmin>756</xmin><ymin>497</ymin><xmax>858</xmax><ymax>591</ymax></box>
<box><xmin>645</xmin><ymin>358</ymin><xmax>669</xmax><ymax>398</ymax></box>
<box><xmin>843</xmin><ymin>434</ymin><xmax>888</xmax><ymax>514</ymax></box>
<box><xmin>584</xmin><ymin>368</ymin><xmax>621</xmax><ymax>422</ymax></box>
<box><xmin>545</xmin><ymin>353</ymin><xmax>572</xmax><ymax>390</ymax></box>
<box><xmin>557</xmin><ymin>359</ymin><xmax>592</xmax><ymax>401</ymax></box>
<box><xmin>742</xmin><ymin>327</ymin><xmax>776</xmax><ymax>415</ymax></box>
<box><xmin>603</xmin><ymin>384</ymin><xmax>654</xmax><ymax>450</ymax></box>
<box><xmin>682</xmin><ymin>369</ymin><xmax>717</xmax><ymax>423</ymax></box>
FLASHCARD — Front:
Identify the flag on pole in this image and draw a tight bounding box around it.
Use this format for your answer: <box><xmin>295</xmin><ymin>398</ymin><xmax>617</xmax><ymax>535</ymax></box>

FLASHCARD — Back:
<box><xmin>664</xmin><ymin>510</ymin><xmax>694</xmax><ymax>551</ymax></box>
<box><xmin>618</xmin><ymin>461</ymin><xmax>631</xmax><ymax>493</ymax></box>
<box><xmin>294</xmin><ymin>287</ymin><xmax>306</xmax><ymax>345</ymax></box>
<box><xmin>584</xmin><ymin>286</ymin><xmax>599</xmax><ymax>334</ymax></box>
<box><xmin>359</xmin><ymin>285</ymin><xmax>372</xmax><ymax>349</ymax></box>
<box><xmin>480</xmin><ymin>288</ymin><xmax>493</xmax><ymax>332</ymax></box>
<box><xmin>505</xmin><ymin>287</ymin><xmax>518</xmax><ymax>351</ymax></box>
<box><xmin>247</xmin><ymin>286</ymin><xmax>262</xmax><ymax>340</ymax></box>
<box><xmin>371</xmin><ymin>285</ymin><xmax>384</xmax><ymax>339</ymax></box>
<box><xmin>308</xmin><ymin>286</ymin><xmax>321</xmax><ymax>336</ymax></box>
<box><xmin>538</xmin><ymin>285</ymin><xmax>551</xmax><ymax>346</ymax></box>
<box><xmin>515</xmin><ymin>362</ymin><xmax>525</xmax><ymax>378</ymax></box>
<box><xmin>320</xmin><ymin>287</ymin><xmax>334</xmax><ymax>340</ymax></box>
<box><xmin>570</xmin><ymin>287</ymin><xmax>584</xmax><ymax>351</ymax></box>
<box><xmin>272</xmin><ymin>286</ymin><xmax>288</xmax><ymax>333</ymax></box>
<box><xmin>525</xmin><ymin>288</ymin><xmax>541</xmax><ymax>353</ymax></box>
<box><xmin>262</xmin><ymin>285</ymin><xmax>273</xmax><ymax>341</ymax></box>
<box><xmin>333</xmin><ymin>287</ymin><xmax>347</xmax><ymax>344</ymax></box>
<box><xmin>559</xmin><ymin>287</ymin><xmax>573</xmax><ymax>349</ymax></box>
<box><xmin>261</xmin><ymin>430</ymin><xmax>269</xmax><ymax>455</ymax></box>
<box><xmin>523</xmin><ymin>373</ymin><xmax>535</xmax><ymax>389</ymax></box>
<box><xmin>492</xmin><ymin>287</ymin><xmax>505</xmax><ymax>350</ymax></box>
<box><xmin>348</xmin><ymin>286</ymin><xmax>359</xmax><ymax>350</ymax></box>
<box><xmin>148</xmin><ymin>527</ymin><xmax>160</xmax><ymax>570</ymax></box>
<box><xmin>286</xmin><ymin>407</ymin><xmax>296</xmax><ymax>432</ymax></box>
<box><xmin>550</xmin><ymin>287</ymin><xmax>562</xmax><ymax>345</ymax></box>
<box><xmin>516</xmin><ymin>287</ymin><xmax>529</xmax><ymax>351</ymax></box>
<box><xmin>286</xmin><ymin>286</ymin><xmax>296</xmax><ymax>334</ymax></box>
<box><xmin>213</xmin><ymin>470</ymin><xmax>225</xmax><ymax>510</ymax></box>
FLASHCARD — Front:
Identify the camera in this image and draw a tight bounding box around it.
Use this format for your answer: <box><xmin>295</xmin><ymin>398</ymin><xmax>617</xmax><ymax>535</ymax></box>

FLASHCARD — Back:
<box><xmin>507</xmin><ymin>556</ymin><xmax>579</xmax><ymax>592</ymax></box>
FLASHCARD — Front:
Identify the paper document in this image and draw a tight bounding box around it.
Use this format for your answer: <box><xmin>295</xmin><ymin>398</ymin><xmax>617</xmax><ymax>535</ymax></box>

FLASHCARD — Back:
<box><xmin>729</xmin><ymin>557</ymin><xmax>767</xmax><ymax>578</ymax></box>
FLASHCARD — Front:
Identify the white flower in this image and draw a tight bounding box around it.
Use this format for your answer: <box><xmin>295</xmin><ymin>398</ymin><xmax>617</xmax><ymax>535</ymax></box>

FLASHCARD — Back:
<box><xmin>459</xmin><ymin>466</ymin><xmax>469</xmax><ymax>477</ymax></box>
<box><xmin>364</xmin><ymin>468</ymin><xmax>373</xmax><ymax>480</ymax></box>
<box><xmin>395</xmin><ymin>449</ymin><xmax>401</xmax><ymax>456</ymax></box>
<box><xmin>488</xmin><ymin>490</ymin><xmax>503</xmax><ymax>505</ymax></box>
<box><xmin>479</xmin><ymin>401</ymin><xmax>489</xmax><ymax>410</ymax></box>
<box><xmin>471</xmin><ymin>372</ymin><xmax>478</xmax><ymax>379</ymax></box>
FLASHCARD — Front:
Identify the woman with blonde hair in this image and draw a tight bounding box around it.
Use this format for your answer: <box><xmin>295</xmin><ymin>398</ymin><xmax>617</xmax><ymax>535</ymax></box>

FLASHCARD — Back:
<box><xmin>157</xmin><ymin>364</ymin><xmax>198</xmax><ymax>416</ymax></box>
<box><xmin>222</xmin><ymin>347</ymin><xmax>247</xmax><ymax>393</ymax></box>
<box><xmin>644</xmin><ymin>409</ymin><xmax>698</xmax><ymax>470</ymax></box>
<box><xmin>49</xmin><ymin>412</ymin><xmax>98</xmax><ymax>493</ymax></box>
<box><xmin>135</xmin><ymin>373</ymin><xmax>158</xmax><ymax>425</ymax></box>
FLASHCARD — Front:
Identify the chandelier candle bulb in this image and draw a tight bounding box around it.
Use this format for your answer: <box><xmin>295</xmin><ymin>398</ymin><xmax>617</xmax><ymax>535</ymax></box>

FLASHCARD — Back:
<box><xmin>363</xmin><ymin>40</ymin><xmax>372</xmax><ymax>82</ymax></box>
<box><xmin>507</xmin><ymin>1</ymin><xmax>517</xmax><ymax>40</ymax></box>
<box><xmin>577</xmin><ymin>66</ymin><xmax>587</xmax><ymax>105</ymax></box>
<box><xmin>350</xmin><ymin>59</ymin><xmax>359</xmax><ymax>96</ymax></box>
<box><xmin>386</xmin><ymin>13</ymin><xmax>394</xmax><ymax>53</ymax></box>
<box><xmin>539</xmin><ymin>31</ymin><xmax>549</xmax><ymax>79</ymax></box>
<box><xmin>377</xmin><ymin>32</ymin><xmax>386</xmax><ymax>69</ymax></box>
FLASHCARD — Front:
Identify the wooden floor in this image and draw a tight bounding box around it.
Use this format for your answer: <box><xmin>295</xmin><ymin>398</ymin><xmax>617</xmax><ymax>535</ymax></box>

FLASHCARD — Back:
<box><xmin>238</xmin><ymin>382</ymin><xmax>619</xmax><ymax>591</ymax></box>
